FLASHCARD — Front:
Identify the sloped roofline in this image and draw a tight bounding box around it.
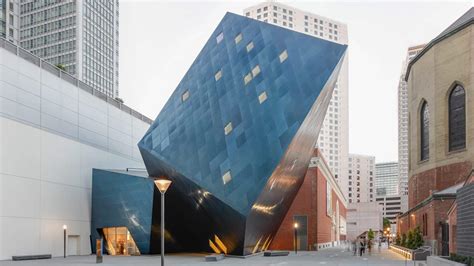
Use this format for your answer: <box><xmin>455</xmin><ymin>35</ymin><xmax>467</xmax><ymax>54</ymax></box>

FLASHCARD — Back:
<box><xmin>405</xmin><ymin>7</ymin><xmax>474</xmax><ymax>81</ymax></box>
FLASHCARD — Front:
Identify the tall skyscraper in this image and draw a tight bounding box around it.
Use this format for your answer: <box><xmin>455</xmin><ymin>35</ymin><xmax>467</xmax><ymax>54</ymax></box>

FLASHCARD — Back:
<box><xmin>10</xmin><ymin>0</ymin><xmax>120</xmax><ymax>98</ymax></box>
<box><xmin>1</xmin><ymin>0</ymin><xmax>19</xmax><ymax>43</ymax></box>
<box><xmin>243</xmin><ymin>2</ymin><xmax>350</xmax><ymax>196</ymax></box>
<box><xmin>397</xmin><ymin>44</ymin><xmax>425</xmax><ymax>211</ymax></box>
<box><xmin>347</xmin><ymin>154</ymin><xmax>375</xmax><ymax>203</ymax></box>
<box><xmin>375</xmin><ymin>162</ymin><xmax>399</xmax><ymax>197</ymax></box>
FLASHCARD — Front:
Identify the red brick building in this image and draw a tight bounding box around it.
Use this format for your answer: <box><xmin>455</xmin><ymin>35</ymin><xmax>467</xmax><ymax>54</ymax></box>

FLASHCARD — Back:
<box><xmin>396</xmin><ymin>8</ymin><xmax>473</xmax><ymax>256</ymax></box>
<box><xmin>269</xmin><ymin>149</ymin><xmax>347</xmax><ymax>251</ymax></box>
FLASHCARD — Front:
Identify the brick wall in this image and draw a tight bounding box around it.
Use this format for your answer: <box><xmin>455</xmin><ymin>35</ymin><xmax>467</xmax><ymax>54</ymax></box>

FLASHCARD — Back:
<box><xmin>397</xmin><ymin>197</ymin><xmax>454</xmax><ymax>255</ymax></box>
<box><xmin>408</xmin><ymin>162</ymin><xmax>471</xmax><ymax>209</ymax></box>
<box><xmin>269</xmin><ymin>157</ymin><xmax>346</xmax><ymax>250</ymax></box>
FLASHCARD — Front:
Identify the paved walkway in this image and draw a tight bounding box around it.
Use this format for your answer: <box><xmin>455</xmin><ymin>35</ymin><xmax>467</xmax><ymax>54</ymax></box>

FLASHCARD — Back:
<box><xmin>0</xmin><ymin>246</ymin><xmax>409</xmax><ymax>266</ymax></box>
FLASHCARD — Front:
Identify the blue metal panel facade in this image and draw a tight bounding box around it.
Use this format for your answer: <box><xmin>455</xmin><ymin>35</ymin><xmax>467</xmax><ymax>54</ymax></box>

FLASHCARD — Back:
<box><xmin>91</xmin><ymin>169</ymin><xmax>155</xmax><ymax>254</ymax></box>
<box><xmin>138</xmin><ymin>12</ymin><xmax>346</xmax><ymax>215</ymax></box>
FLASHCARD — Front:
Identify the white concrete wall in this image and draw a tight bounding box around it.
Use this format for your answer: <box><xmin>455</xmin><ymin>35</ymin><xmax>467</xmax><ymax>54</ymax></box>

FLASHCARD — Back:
<box><xmin>0</xmin><ymin>48</ymin><xmax>150</xmax><ymax>260</ymax></box>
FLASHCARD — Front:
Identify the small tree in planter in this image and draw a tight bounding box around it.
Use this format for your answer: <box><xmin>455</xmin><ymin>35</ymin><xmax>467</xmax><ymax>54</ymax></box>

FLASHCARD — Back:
<box><xmin>367</xmin><ymin>229</ymin><xmax>374</xmax><ymax>251</ymax></box>
<box><xmin>401</xmin><ymin>233</ymin><xmax>407</xmax><ymax>247</ymax></box>
<box><xmin>395</xmin><ymin>233</ymin><xmax>401</xmax><ymax>246</ymax></box>
<box><xmin>413</xmin><ymin>226</ymin><xmax>423</xmax><ymax>249</ymax></box>
<box><xmin>407</xmin><ymin>229</ymin><xmax>415</xmax><ymax>249</ymax></box>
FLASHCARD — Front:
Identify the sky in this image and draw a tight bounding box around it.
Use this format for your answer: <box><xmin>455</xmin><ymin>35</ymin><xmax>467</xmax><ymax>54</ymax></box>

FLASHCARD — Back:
<box><xmin>119</xmin><ymin>0</ymin><xmax>472</xmax><ymax>163</ymax></box>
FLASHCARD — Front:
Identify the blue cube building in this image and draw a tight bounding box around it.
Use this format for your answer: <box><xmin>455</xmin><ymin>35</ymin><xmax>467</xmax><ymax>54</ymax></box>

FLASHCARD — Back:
<box><xmin>92</xmin><ymin>12</ymin><xmax>346</xmax><ymax>256</ymax></box>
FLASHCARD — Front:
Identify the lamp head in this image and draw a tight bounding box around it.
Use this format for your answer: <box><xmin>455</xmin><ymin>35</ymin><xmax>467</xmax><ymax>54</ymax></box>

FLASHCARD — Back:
<box><xmin>154</xmin><ymin>178</ymin><xmax>172</xmax><ymax>194</ymax></box>
<box><xmin>63</xmin><ymin>225</ymin><xmax>67</xmax><ymax>230</ymax></box>
<box><xmin>294</xmin><ymin>223</ymin><xmax>299</xmax><ymax>229</ymax></box>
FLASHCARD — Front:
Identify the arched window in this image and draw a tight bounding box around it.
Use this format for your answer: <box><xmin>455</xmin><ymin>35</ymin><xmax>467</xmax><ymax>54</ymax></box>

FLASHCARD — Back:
<box><xmin>420</xmin><ymin>101</ymin><xmax>430</xmax><ymax>161</ymax></box>
<box><xmin>449</xmin><ymin>85</ymin><xmax>466</xmax><ymax>151</ymax></box>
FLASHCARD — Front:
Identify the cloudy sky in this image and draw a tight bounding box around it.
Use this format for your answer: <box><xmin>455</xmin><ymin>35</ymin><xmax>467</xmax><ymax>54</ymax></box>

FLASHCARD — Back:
<box><xmin>119</xmin><ymin>0</ymin><xmax>472</xmax><ymax>163</ymax></box>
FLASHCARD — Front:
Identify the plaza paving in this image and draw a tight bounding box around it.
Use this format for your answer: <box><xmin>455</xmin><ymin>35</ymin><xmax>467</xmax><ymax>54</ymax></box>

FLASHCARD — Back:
<box><xmin>0</xmin><ymin>246</ymin><xmax>410</xmax><ymax>266</ymax></box>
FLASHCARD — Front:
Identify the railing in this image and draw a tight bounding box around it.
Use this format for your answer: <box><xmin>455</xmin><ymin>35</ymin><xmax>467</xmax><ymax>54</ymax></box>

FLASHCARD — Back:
<box><xmin>390</xmin><ymin>244</ymin><xmax>413</xmax><ymax>260</ymax></box>
<box><xmin>0</xmin><ymin>37</ymin><xmax>154</xmax><ymax>125</ymax></box>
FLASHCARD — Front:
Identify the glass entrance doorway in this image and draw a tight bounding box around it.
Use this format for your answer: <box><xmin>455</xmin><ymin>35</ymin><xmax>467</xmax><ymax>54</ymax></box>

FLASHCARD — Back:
<box><xmin>102</xmin><ymin>227</ymin><xmax>140</xmax><ymax>256</ymax></box>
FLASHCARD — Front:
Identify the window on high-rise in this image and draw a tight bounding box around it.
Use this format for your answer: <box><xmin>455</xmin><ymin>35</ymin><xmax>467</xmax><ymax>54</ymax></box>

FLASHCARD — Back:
<box><xmin>258</xmin><ymin>91</ymin><xmax>268</xmax><ymax>104</ymax></box>
<box><xmin>246</xmin><ymin>42</ymin><xmax>254</xmax><ymax>52</ymax></box>
<box><xmin>235</xmin><ymin>33</ymin><xmax>242</xmax><ymax>44</ymax></box>
<box><xmin>216</xmin><ymin>32</ymin><xmax>224</xmax><ymax>44</ymax></box>
<box><xmin>279</xmin><ymin>50</ymin><xmax>288</xmax><ymax>63</ymax></box>
<box><xmin>224</xmin><ymin>122</ymin><xmax>233</xmax><ymax>135</ymax></box>
<box><xmin>181</xmin><ymin>90</ymin><xmax>190</xmax><ymax>102</ymax></box>
<box><xmin>215</xmin><ymin>69</ymin><xmax>222</xmax><ymax>81</ymax></box>
<box><xmin>252</xmin><ymin>65</ymin><xmax>261</xmax><ymax>77</ymax></box>
<box><xmin>244</xmin><ymin>73</ymin><xmax>252</xmax><ymax>85</ymax></box>
<box><xmin>222</xmin><ymin>171</ymin><xmax>232</xmax><ymax>185</ymax></box>
<box><xmin>448</xmin><ymin>84</ymin><xmax>466</xmax><ymax>151</ymax></box>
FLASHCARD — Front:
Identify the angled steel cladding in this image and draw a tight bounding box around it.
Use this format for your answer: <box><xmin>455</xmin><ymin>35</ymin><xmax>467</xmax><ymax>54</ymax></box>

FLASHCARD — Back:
<box><xmin>138</xmin><ymin>12</ymin><xmax>347</xmax><ymax>255</ymax></box>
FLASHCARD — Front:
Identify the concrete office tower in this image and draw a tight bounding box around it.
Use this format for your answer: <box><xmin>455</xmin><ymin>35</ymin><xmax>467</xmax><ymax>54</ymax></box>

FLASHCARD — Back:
<box><xmin>347</xmin><ymin>154</ymin><xmax>375</xmax><ymax>203</ymax></box>
<box><xmin>0</xmin><ymin>0</ymin><xmax>19</xmax><ymax>43</ymax></box>
<box><xmin>375</xmin><ymin>162</ymin><xmax>399</xmax><ymax>197</ymax></box>
<box><xmin>397</xmin><ymin>44</ymin><xmax>425</xmax><ymax>212</ymax></box>
<box><xmin>17</xmin><ymin>0</ymin><xmax>119</xmax><ymax>98</ymax></box>
<box><xmin>244</xmin><ymin>2</ymin><xmax>350</xmax><ymax>197</ymax></box>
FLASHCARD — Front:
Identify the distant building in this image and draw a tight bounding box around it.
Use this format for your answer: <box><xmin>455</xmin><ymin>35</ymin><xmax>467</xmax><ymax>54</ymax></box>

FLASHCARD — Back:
<box><xmin>4</xmin><ymin>1</ymin><xmax>120</xmax><ymax>98</ymax></box>
<box><xmin>375</xmin><ymin>162</ymin><xmax>399</xmax><ymax>197</ymax></box>
<box><xmin>270</xmin><ymin>149</ymin><xmax>347</xmax><ymax>251</ymax></box>
<box><xmin>397</xmin><ymin>44</ymin><xmax>425</xmax><ymax>212</ymax></box>
<box><xmin>397</xmin><ymin>7</ymin><xmax>474</xmax><ymax>256</ymax></box>
<box><xmin>347</xmin><ymin>154</ymin><xmax>375</xmax><ymax>203</ymax></box>
<box><xmin>0</xmin><ymin>0</ymin><xmax>19</xmax><ymax>43</ymax></box>
<box><xmin>243</xmin><ymin>2</ymin><xmax>350</xmax><ymax>198</ymax></box>
<box><xmin>376</xmin><ymin>195</ymin><xmax>402</xmax><ymax>231</ymax></box>
<box><xmin>346</xmin><ymin>202</ymin><xmax>383</xmax><ymax>241</ymax></box>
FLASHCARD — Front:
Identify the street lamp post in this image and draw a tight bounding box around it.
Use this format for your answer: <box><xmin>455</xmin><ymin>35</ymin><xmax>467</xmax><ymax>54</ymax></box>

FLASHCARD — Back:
<box><xmin>154</xmin><ymin>178</ymin><xmax>172</xmax><ymax>266</ymax></box>
<box><xmin>294</xmin><ymin>223</ymin><xmax>298</xmax><ymax>254</ymax></box>
<box><xmin>63</xmin><ymin>225</ymin><xmax>67</xmax><ymax>258</ymax></box>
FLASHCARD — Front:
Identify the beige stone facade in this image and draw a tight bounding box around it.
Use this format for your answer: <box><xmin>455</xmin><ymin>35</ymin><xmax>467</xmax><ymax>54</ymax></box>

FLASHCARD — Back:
<box><xmin>399</xmin><ymin>8</ymin><xmax>474</xmax><ymax>255</ymax></box>
<box><xmin>407</xmin><ymin>24</ymin><xmax>473</xmax><ymax>208</ymax></box>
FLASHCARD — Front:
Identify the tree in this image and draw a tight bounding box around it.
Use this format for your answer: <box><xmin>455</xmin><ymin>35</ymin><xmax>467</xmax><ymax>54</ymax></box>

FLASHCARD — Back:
<box><xmin>395</xmin><ymin>233</ymin><xmax>401</xmax><ymax>246</ymax></box>
<box><xmin>368</xmin><ymin>229</ymin><xmax>374</xmax><ymax>241</ymax></box>
<box><xmin>55</xmin><ymin>64</ymin><xmax>66</xmax><ymax>71</ymax></box>
<box><xmin>383</xmin><ymin>218</ymin><xmax>391</xmax><ymax>230</ymax></box>
<box><xmin>413</xmin><ymin>226</ymin><xmax>424</xmax><ymax>249</ymax></box>
<box><xmin>407</xmin><ymin>229</ymin><xmax>415</xmax><ymax>249</ymax></box>
<box><xmin>401</xmin><ymin>233</ymin><xmax>407</xmax><ymax>248</ymax></box>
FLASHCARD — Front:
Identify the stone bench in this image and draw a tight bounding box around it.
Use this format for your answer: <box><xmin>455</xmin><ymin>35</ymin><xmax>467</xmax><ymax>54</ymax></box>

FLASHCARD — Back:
<box><xmin>12</xmin><ymin>254</ymin><xmax>52</xmax><ymax>261</ymax></box>
<box><xmin>264</xmin><ymin>250</ymin><xmax>290</xmax><ymax>257</ymax></box>
<box><xmin>205</xmin><ymin>253</ymin><xmax>225</xmax><ymax>261</ymax></box>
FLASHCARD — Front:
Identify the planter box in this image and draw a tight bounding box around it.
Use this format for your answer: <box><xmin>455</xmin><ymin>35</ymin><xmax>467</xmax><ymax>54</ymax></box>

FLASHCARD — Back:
<box><xmin>427</xmin><ymin>256</ymin><xmax>467</xmax><ymax>266</ymax></box>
